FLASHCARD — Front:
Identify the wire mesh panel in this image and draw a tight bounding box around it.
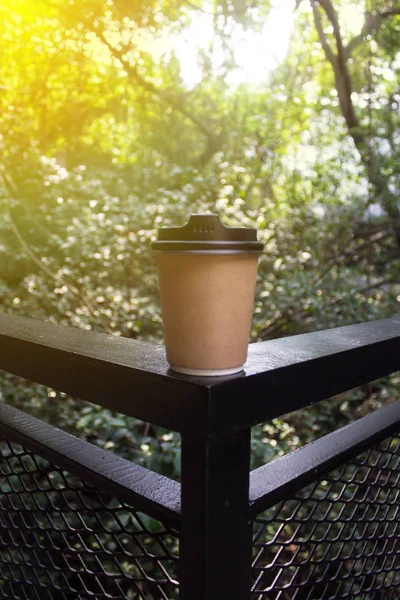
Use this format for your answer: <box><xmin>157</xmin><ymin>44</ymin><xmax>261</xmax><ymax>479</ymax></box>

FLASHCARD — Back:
<box><xmin>0</xmin><ymin>437</ymin><xmax>179</xmax><ymax>600</ymax></box>
<box><xmin>252</xmin><ymin>434</ymin><xmax>400</xmax><ymax>600</ymax></box>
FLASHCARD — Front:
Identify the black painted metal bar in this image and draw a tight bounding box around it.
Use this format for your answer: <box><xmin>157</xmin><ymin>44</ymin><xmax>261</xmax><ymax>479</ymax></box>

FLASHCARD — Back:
<box><xmin>1</xmin><ymin>313</ymin><xmax>400</xmax><ymax>439</ymax></box>
<box><xmin>209</xmin><ymin>315</ymin><xmax>400</xmax><ymax>436</ymax></box>
<box><xmin>0</xmin><ymin>313</ymin><xmax>210</xmax><ymax>437</ymax></box>
<box><xmin>180</xmin><ymin>429</ymin><xmax>252</xmax><ymax>600</ymax></box>
<box><xmin>0</xmin><ymin>402</ymin><xmax>181</xmax><ymax>527</ymax></box>
<box><xmin>249</xmin><ymin>399</ymin><xmax>400</xmax><ymax>518</ymax></box>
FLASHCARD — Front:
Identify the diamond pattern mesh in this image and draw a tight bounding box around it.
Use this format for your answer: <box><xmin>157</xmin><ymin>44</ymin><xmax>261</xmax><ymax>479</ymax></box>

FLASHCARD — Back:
<box><xmin>0</xmin><ymin>437</ymin><xmax>179</xmax><ymax>600</ymax></box>
<box><xmin>252</xmin><ymin>434</ymin><xmax>400</xmax><ymax>600</ymax></box>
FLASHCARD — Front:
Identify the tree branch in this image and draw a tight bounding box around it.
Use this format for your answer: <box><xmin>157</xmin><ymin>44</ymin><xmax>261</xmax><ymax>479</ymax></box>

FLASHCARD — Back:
<box><xmin>0</xmin><ymin>165</ymin><xmax>113</xmax><ymax>332</ymax></box>
<box><xmin>182</xmin><ymin>0</ymin><xmax>259</xmax><ymax>16</ymax></box>
<box><xmin>346</xmin><ymin>7</ymin><xmax>400</xmax><ymax>57</ymax></box>
<box><xmin>256</xmin><ymin>221</ymin><xmax>398</xmax><ymax>342</ymax></box>
<box><xmin>95</xmin><ymin>27</ymin><xmax>223</xmax><ymax>164</ymax></box>
<box><xmin>8</xmin><ymin>209</ymin><xmax>114</xmax><ymax>332</ymax></box>
<box><xmin>310</xmin><ymin>0</ymin><xmax>400</xmax><ymax>247</ymax></box>
<box><xmin>257</xmin><ymin>274</ymin><xmax>397</xmax><ymax>341</ymax></box>
<box><xmin>40</xmin><ymin>0</ymin><xmax>223</xmax><ymax>165</ymax></box>
<box><xmin>182</xmin><ymin>0</ymin><xmax>216</xmax><ymax>15</ymax></box>
<box><xmin>310</xmin><ymin>1</ymin><xmax>336</xmax><ymax>64</ymax></box>
<box><xmin>315</xmin><ymin>0</ymin><xmax>362</xmax><ymax>143</ymax></box>
<box><xmin>382</xmin><ymin>8</ymin><xmax>400</xmax><ymax>16</ymax></box>
<box><xmin>331</xmin><ymin>276</ymin><xmax>397</xmax><ymax>305</ymax></box>
<box><xmin>311</xmin><ymin>1</ymin><xmax>361</xmax><ymax>144</ymax></box>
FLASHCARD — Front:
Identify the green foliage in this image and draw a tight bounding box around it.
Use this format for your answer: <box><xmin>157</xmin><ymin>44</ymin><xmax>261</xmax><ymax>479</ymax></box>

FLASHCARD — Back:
<box><xmin>0</xmin><ymin>0</ymin><xmax>399</xmax><ymax>481</ymax></box>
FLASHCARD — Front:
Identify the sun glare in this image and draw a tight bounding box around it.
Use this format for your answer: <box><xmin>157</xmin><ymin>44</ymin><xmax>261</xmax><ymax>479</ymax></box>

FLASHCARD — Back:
<box><xmin>137</xmin><ymin>0</ymin><xmax>367</xmax><ymax>88</ymax></box>
<box><xmin>59</xmin><ymin>0</ymin><xmax>366</xmax><ymax>90</ymax></box>
<box><xmin>132</xmin><ymin>1</ymin><xmax>296</xmax><ymax>88</ymax></box>
<box><xmin>174</xmin><ymin>1</ymin><xmax>296</xmax><ymax>87</ymax></box>
<box><xmin>230</xmin><ymin>1</ymin><xmax>296</xmax><ymax>85</ymax></box>
<box><xmin>338</xmin><ymin>3</ymin><xmax>365</xmax><ymax>40</ymax></box>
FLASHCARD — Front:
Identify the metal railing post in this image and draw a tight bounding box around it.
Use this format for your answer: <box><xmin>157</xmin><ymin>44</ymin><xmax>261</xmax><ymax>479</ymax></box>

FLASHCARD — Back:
<box><xmin>179</xmin><ymin>429</ymin><xmax>252</xmax><ymax>600</ymax></box>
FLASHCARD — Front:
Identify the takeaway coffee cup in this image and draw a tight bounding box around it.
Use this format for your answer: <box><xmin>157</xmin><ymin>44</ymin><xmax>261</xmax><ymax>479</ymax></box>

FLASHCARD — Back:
<box><xmin>152</xmin><ymin>214</ymin><xmax>264</xmax><ymax>376</ymax></box>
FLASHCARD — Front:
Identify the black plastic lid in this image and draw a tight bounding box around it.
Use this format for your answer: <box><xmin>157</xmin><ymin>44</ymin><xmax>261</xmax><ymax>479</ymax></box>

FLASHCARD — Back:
<box><xmin>152</xmin><ymin>214</ymin><xmax>264</xmax><ymax>253</ymax></box>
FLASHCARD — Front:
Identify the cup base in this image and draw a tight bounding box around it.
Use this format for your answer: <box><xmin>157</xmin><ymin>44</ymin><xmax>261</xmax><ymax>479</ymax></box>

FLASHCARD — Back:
<box><xmin>170</xmin><ymin>365</ymin><xmax>244</xmax><ymax>377</ymax></box>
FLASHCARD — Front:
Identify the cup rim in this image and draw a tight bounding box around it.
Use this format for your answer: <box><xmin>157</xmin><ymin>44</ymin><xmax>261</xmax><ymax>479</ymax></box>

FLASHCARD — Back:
<box><xmin>152</xmin><ymin>239</ymin><xmax>264</xmax><ymax>253</ymax></box>
<box><xmin>153</xmin><ymin>249</ymin><xmax>263</xmax><ymax>255</ymax></box>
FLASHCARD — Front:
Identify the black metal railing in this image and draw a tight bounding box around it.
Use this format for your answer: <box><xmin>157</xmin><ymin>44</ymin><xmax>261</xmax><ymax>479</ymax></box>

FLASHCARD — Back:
<box><xmin>252</xmin><ymin>438</ymin><xmax>400</xmax><ymax>600</ymax></box>
<box><xmin>0</xmin><ymin>405</ymin><xmax>180</xmax><ymax>600</ymax></box>
<box><xmin>0</xmin><ymin>436</ymin><xmax>179</xmax><ymax>600</ymax></box>
<box><xmin>0</xmin><ymin>312</ymin><xmax>399</xmax><ymax>599</ymax></box>
<box><xmin>250</xmin><ymin>402</ymin><xmax>400</xmax><ymax>599</ymax></box>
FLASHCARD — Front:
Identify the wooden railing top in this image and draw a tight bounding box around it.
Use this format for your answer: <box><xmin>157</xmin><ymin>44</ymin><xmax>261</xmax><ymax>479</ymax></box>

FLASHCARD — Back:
<box><xmin>1</xmin><ymin>312</ymin><xmax>399</xmax><ymax>440</ymax></box>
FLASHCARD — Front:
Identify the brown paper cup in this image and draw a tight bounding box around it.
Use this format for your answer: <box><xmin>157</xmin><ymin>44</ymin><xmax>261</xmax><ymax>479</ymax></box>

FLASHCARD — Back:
<box><xmin>156</xmin><ymin>252</ymin><xmax>259</xmax><ymax>376</ymax></box>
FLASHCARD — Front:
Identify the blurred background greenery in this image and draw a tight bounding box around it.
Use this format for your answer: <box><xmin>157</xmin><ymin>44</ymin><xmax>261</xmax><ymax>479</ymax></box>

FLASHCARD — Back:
<box><xmin>0</xmin><ymin>0</ymin><xmax>399</xmax><ymax>479</ymax></box>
